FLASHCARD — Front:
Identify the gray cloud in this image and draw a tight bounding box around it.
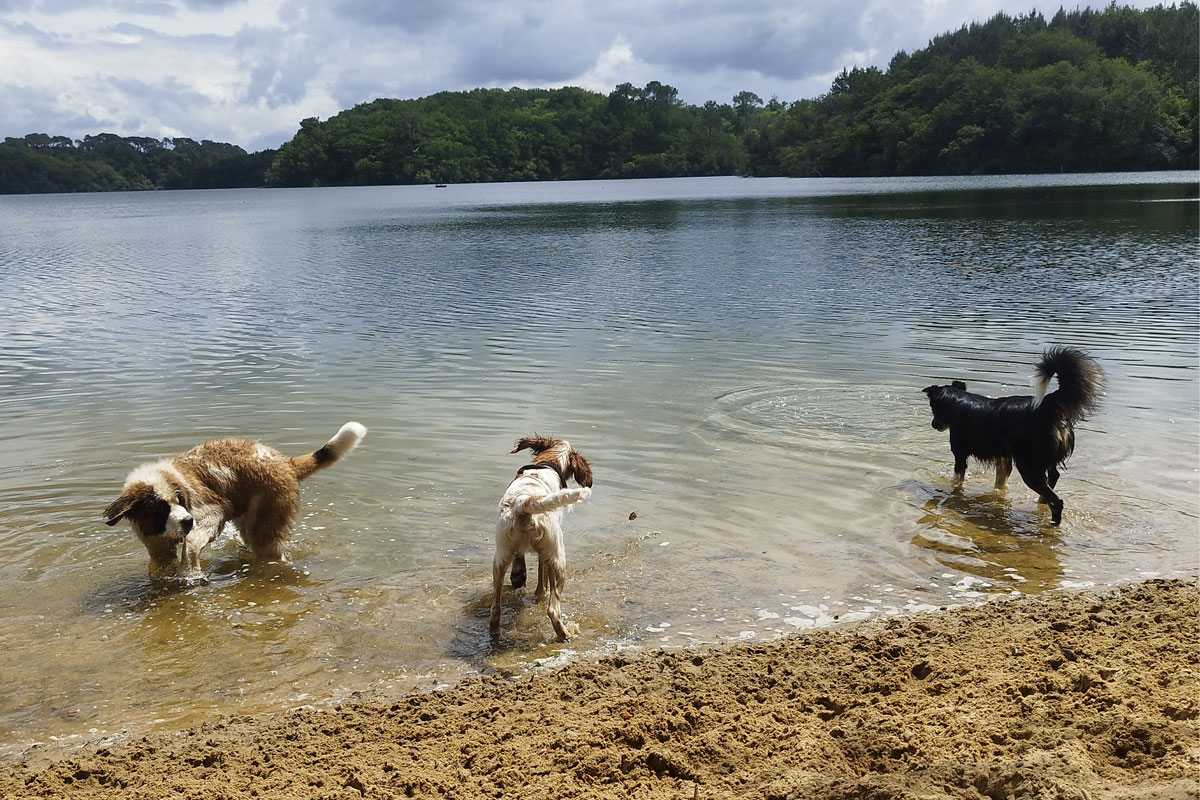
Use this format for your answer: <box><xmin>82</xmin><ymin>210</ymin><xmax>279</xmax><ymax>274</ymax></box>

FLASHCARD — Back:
<box><xmin>450</xmin><ymin>11</ymin><xmax>601</xmax><ymax>87</ymax></box>
<box><xmin>180</xmin><ymin>0</ymin><xmax>242</xmax><ymax>9</ymax></box>
<box><xmin>333</xmin><ymin>0</ymin><xmax>472</xmax><ymax>32</ymax></box>
<box><xmin>2</xmin><ymin>17</ymin><xmax>73</xmax><ymax>47</ymax></box>
<box><xmin>108</xmin><ymin>74</ymin><xmax>209</xmax><ymax>106</ymax></box>
<box><xmin>29</xmin><ymin>0</ymin><xmax>100</xmax><ymax>13</ymax></box>
<box><xmin>121</xmin><ymin>2</ymin><xmax>176</xmax><ymax>15</ymax></box>
<box><xmin>106</xmin><ymin>19</ymin><xmax>159</xmax><ymax>35</ymax></box>
<box><xmin>233</xmin><ymin>24</ymin><xmax>319</xmax><ymax>108</ymax></box>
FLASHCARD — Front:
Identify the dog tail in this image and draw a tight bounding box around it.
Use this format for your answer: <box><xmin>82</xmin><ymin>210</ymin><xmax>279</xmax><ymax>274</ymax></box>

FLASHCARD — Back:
<box><xmin>1032</xmin><ymin>347</ymin><xmax>1103</xmax><ymax>423</ymax></box>
<box><xmin>291</xmin><ymin>422</ymin><xmax>367</xmax><ymax>480</ymax></box>
<box><xmin>516</xmin><ymin>487</ymin><xmax>592</xmax><ymax>516</ymax></box>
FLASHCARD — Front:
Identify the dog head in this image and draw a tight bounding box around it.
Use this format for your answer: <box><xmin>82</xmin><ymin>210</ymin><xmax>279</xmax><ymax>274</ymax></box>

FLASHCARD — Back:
<box><xmin>922</xmin><ymin>380</ymin><xmax>967</xmax><ymax>431</ymax></box>
<box><xmin>511</xmin><ymin>434</ymin><xmax>593</xmax><ymax>488</ymax></box>
<box><xmin>104</xmin><ymin>464</ymin><xmax>195</xmax><ymax>541</ymax></box>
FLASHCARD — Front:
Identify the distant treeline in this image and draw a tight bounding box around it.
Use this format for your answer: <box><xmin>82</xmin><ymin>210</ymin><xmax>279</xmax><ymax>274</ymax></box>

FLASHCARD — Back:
<box><xmin>1</xmin><ymin>2</ymin><xmax>1194</xmax><ymax>194</ymax></box>
<box><xmin>0</xmin><ymin>134</ymin><xmax>275</xmax><ymax>194</ymax></box>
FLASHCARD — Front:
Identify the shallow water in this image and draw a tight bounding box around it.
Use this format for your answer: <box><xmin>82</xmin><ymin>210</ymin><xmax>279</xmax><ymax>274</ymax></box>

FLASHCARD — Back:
<box><xmin>0</xmin><ymin>173</ymin><xmax>1196</xmax><ymax>757</ymax></box>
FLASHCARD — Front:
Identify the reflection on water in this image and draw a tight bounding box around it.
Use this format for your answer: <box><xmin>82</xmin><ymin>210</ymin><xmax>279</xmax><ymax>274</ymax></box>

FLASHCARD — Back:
<box><xmin>0</xmin><ymin>173</ymin><xmax>1195</xmax><ymax>759</ymax></box>
<box><xmin>901</xmin><ymin>479</ymin><xmax>1066</xmax><ymax>590</ymax></box>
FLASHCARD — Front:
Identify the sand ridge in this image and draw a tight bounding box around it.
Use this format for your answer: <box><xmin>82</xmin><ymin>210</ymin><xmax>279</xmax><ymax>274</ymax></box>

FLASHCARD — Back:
<box><xmin>2</xmin><ymin>578</ymin><xmax>1196</xmax><ymax>799</ymax></box>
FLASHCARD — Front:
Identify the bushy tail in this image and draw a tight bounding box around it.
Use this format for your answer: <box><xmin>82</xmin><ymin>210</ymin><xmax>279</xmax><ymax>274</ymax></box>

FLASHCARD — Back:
<box><xmin>516</xmin><ymin>487</ymin><xmax>592</xmax><ymax>516</ymax></box>
<box><xmin>291</xmin><ymin>422</ymin><xmax>367</xmax><ymax>480</ymax></box>
<box><xmin>1032</xmin><ymin>347</ymin><xmax>1103</xmax><ymax>424</ymax></box>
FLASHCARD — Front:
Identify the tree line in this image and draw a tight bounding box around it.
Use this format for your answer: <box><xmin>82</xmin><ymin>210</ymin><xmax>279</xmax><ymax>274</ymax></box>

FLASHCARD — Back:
<box><xmin>1</xmin><ymin>2</ymin><xmax>1194</xmax><ymax>194</ymax></box>
<box><xmin>0</xmin><ymin>133</ymin><xmax>276</xmax><ymax>194</ymax></box>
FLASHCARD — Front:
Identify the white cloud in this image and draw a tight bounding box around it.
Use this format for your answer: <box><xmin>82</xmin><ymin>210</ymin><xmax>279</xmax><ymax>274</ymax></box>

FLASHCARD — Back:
<box><xmin>572</xmin><ymin>38</ymin><xmax>644</xmax><ymax>95</ymax></box>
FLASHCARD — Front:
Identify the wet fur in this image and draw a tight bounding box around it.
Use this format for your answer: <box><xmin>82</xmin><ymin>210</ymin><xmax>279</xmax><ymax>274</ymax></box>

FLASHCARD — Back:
<box><xmin>923</xmin><ymin>347</ymin><xmax>1102</xmax><ymax>524</ymax></box>
<box><xmin>104</xmin><ymin>422</ymin><xmax>366</xmax><ymax>578</ymax></box>
<box><xmin>490</xmin><ymin>435</ymin><xmax>593</xmax><ymax>641</ymax></box>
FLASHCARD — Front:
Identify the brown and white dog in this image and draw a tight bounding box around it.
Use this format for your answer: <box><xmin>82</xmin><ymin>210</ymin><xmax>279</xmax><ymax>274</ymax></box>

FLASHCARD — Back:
<box><xmin>104</xmin><ymin>422</ymin><xmax>366</xmax><ymax>578</ymax></box>
<box><xmin>490</xmin><ymin>435</ymin><xmax>593</xmax><ymax>641</ymax></box>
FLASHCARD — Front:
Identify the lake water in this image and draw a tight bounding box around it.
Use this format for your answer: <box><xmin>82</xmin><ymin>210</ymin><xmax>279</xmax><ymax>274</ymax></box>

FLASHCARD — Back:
<box><xmin>0</xmin><ymin>173</ymin><xmax>1196</xmax><ymax>758</ymax></box>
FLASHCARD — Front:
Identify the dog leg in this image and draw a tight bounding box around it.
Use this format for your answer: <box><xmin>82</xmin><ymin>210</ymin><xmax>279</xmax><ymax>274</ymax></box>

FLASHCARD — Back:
<box><xmin>994</xmin><ymin>458</ymin><xmax>1013</xmax><ymax>491</ymax></box>
<box><xmin>510</xmin><ymin>554</ymin><xmax>527</xmax><ymax>590</ymax></box>
<box><xmin>541</xmin><ymin>555</ymin><xmax>569</xmax><ymax>641</ymax></box>
<box><xmin>240</xmin><ymin>495</ymin><xmax>294</xmax><ymax>563</ymax></box>
<box><xmin>1048</xmin><ymin>495</ymin><xmax>1064</xmax><ymax>524</ymax></box>
<box><xmin>952</xmin><ymin>455</ymin><xmax>967</xmax><ymax>486</ymax></box>
<box><xmin>535</xmin><ymin>554</ymin><xmax>547</xmax><ymax>603</ymax></box>
<box><xmin>1048</xmin><ymin>464</ymin><xmax>1061</xmax><ymax>489</ymax></box>
<box><xmin>490</xmin><ymin>550</ymin><xmax>512</xmax><ymax>635</ymax></box>
<box><xmin>1015</xmin><ymin>460</ymin><xmax>1065</xmax><ymax>525</ymax></box>
<box><xmin>250</xmin><ymin>534</ymin><xmax>288</xmax><ymax>563</ymax></box>
<box><xmin>177</xmin><ymin>522</ymin><xmax>221</xmax><ymax>579</ymax></box>
<box><xmin>242</xmin><ymin>508</ymin><xmax>290</xmax><ymax>563</ymax></box>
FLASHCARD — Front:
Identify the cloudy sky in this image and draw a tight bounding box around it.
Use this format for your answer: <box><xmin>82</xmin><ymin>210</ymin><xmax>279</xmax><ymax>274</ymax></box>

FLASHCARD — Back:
<box><xmin>0</xmin><ymin>0</ymin><xmax>1166</xmax><ymax>152</ymax></box>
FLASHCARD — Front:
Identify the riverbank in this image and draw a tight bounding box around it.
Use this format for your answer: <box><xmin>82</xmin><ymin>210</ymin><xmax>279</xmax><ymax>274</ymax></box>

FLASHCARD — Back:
<box><xmin>2</xmin><ymin>577</ymin><xmax>1195</xmax><ymax>800</ymax></box>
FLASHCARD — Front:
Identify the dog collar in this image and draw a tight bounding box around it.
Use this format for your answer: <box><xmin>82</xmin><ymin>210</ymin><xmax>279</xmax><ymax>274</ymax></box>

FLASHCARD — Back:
<box><xmin>516</xmin><ymin>462</ymin><xmax>567</xmax><ymax>488</ymax></box>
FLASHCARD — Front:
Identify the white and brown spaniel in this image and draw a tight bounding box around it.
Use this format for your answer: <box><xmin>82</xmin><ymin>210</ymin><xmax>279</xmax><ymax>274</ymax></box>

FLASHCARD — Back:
<box><xmin>490</xmin><ymin>434</ymin><xmax>593</xmax><ymax>641</ymax></box>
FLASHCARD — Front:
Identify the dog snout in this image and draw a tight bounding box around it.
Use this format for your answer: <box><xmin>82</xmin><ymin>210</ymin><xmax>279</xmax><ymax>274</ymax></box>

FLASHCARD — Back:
<box><xmin>180</xmin><ymin>515</ymin><xmax>194</xmax><ymax>534</ymax></box>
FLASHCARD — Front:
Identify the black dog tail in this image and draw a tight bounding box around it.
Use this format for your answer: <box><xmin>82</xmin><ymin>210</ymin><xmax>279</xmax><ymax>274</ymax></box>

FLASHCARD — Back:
<box><xmin>1032</xmin><ymin>347</ymin><xmax>1104</xmax><ymax>424</ymax></box>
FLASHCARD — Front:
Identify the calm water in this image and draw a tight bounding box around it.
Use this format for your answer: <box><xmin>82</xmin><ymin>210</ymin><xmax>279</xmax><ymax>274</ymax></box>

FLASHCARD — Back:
<box><xmin>0</xmin><ymin>173</ymin><xmax>1196</xmax><ymax>758</ymax></box>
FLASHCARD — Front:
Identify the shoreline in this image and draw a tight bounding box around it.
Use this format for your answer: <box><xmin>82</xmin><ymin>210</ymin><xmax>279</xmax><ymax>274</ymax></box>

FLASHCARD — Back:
<box><xmin>2</xmin><ymin>577</ymin><xmax>1196</xmax><ymax>799</ymax></box>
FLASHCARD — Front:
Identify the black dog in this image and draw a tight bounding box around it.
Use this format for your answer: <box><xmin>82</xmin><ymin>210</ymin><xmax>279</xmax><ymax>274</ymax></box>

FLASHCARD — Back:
<box><xmin>922</xmin><ymin>347</ymin><xmax>1103</xmax><ymax>525</ymax></box>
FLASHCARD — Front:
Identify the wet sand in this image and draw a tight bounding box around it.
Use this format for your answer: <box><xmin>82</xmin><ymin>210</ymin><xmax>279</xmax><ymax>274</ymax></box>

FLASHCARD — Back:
<box><xmin>2</xmin><ymin>577</ymin><xmax>1196</xmax><ymax>800</ymax></box>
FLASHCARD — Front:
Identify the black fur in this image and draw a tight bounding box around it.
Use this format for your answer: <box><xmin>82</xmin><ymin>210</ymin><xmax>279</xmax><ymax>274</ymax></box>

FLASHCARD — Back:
<box><xmin>923</xmin><ymin>347</ymin><xmax>1103</xmax><ymax>525</ymax></box>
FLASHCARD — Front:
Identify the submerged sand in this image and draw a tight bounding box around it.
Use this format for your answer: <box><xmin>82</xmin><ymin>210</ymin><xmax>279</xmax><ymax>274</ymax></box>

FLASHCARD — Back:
<box><xmin>1</xmin><ymin>578</ymin><xmax>1196</xmax><ymax>800</ymax></box>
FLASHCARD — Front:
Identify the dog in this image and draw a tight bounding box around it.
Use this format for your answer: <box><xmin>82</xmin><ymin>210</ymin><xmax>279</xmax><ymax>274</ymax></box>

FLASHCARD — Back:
<box><xmin>490</xmin><ymin>435</ymin><xmax>593</xmax><ymax>641</ymax></box>
<box><xmin>104</xmin><ymin>422</ymin><xmax>366</xmax><ymax>578</ymax></box>
<box><xmin>923</xmin><ymin>347</ymin><xmax>1102</xmax><ymax>524</ymax></box>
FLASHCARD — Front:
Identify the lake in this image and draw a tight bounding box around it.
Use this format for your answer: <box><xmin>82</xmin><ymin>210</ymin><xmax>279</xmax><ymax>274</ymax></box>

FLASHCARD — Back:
<box><xmin>0</xmin><ymin>173</ymin><xmax>1196</xmax><ymax>758</ymax></box>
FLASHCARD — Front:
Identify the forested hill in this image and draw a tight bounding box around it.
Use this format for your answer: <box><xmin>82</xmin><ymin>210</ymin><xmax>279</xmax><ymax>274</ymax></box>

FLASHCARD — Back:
<box><xmin>1</xmin><ymin>2</ymin><xmax>1195</xmax><ymax>194</ymax></box>
<box><xmin>0</xmin><ymin>135</ymin><xmax>275</xmax><ymax>194</ymax></box>
<box><xmin>268</xmin><ymin>2</ymin><xmax>1196</xmax><ymax>185</ymax></box>
<box><xmin>748</xmin><ymin>1</ymin><xmax>1199</xmax><ymax>177</ymax></box>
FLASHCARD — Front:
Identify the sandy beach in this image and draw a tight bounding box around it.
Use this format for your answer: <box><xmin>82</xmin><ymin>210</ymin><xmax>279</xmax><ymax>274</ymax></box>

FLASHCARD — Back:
<box><xmin>1</xmin><ymin>577</ymin><xmax>1195</xmax><ymax>800</ymax></box>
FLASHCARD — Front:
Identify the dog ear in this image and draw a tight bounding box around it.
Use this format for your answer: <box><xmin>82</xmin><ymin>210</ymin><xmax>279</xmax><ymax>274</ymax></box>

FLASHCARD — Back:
<box><xmin>104</xmin><ymin>482</ymin><xmax>155</xmax><ymax>526</ymax></box>
<box><xmin>510</xmin><ymin>435</ymin><xmax>555</xmax><ymax>455</ymax></box>
<box><xmin>952</xmin><ymin>380</ymin><xmax>967</xmax><ymax>390</ymax></box>
<box><xmin>568</xmin><ymin>449</ymin><xmax>593</xmax><ymax>488</ymax></box>
<box><xmin>103</xmin><ymin>490</ymin><xmax>138</xmax><ymax>526</ymax></box>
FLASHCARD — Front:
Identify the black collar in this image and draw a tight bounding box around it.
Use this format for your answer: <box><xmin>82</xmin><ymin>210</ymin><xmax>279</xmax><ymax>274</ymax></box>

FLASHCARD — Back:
<box><xmin>516</xmin><ymin>461</ymin><xmax>568</xmax><ymax>488</ymax></box>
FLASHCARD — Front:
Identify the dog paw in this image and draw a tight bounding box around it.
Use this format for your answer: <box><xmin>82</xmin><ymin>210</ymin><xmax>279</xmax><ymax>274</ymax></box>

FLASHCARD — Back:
<box><xmin>576</xmin><ymin>487</ymin><xmax>592</xmax><ymax>501</ymax></box>
<box><xmin>510</xmin><ymin>554</ymin><xmax>527</xmax><ymax>589</ymax></box>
